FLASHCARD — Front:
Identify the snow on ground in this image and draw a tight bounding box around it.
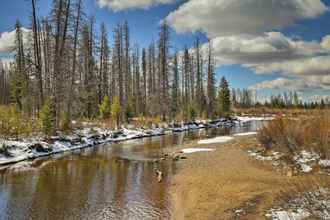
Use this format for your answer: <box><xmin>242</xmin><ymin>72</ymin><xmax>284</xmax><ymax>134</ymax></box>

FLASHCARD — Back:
<box><xmin>198</xmin><ymin>136</ymin><xmax>234</xmax><ymax>144</ymax></box>
<box><xmin>180</xmin><ymin>148</ymin><xmax>215</xmax><ymax>154</ymax></box>
<box><xmin>234</xmin><ymin>132</ymin><xmax>258</xmax><ymax>136</ymax></box>
<box><xmin>294</xmin><ymin>150</ymin><xmax>320</xmax><ymax>173</ymax></box>
<box><xmin>266</xmin><ymin>188</ymin><xmax>330</xmax><ymax>220</ymax></box>
<box><xmin>266</xmin><ymin>208</ymin><xmax>310</xmax><ymax>220</ymax></box>
<box><xmin>247</xmin><ymin>150</ymin><xmax>283</xmax><ymax>162</ymax></box>
<box><xmin>236</xmin><ymin>116</ymin><xmax>274</xmax><ymax>123</ymax></box>
<box><xmin>319</xmin><ymin>160</ymin><xmax>330</xmax><ymax>168</ymax></box>
<box><xmin>248</xmin><ymin>148</ymin><xmax>330</xmax><ymax>174</ymax></box>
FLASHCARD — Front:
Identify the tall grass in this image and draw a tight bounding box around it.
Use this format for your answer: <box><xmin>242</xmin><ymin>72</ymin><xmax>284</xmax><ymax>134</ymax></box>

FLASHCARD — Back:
<box><xmin>258</xmin><ymin>111</ymin><xmax>330</xmax><ymax>158</ymax></box>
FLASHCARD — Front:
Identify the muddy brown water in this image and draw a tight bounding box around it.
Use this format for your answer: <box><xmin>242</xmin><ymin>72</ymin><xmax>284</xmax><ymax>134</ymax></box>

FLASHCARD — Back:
<box><xmin>0</xmin><ymin>121</ymin><xmax>265</xmax><ymax>220</ymax></box>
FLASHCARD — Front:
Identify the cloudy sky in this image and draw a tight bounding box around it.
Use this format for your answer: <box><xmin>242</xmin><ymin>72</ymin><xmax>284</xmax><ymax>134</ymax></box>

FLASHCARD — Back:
<box><xmin>0</xmin><ymin>0</ymin><xmax>330</xmax><ymax>101</ymax></box>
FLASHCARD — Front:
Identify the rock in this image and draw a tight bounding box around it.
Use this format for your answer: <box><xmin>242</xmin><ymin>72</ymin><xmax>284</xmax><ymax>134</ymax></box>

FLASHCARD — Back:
<box><xmin>172</xmin><ymin>154</ymin><xmax>181</xmax><ymax>161</ymax></box>
<box><xmin>30</xmin><ymin>143</ymin><xmax>52</xmax><ymax>153</ymax></box>
<box><xmin>287</xmin><ymin>170</ymin><xmax>293</xmax><ymax>177</ymax></box>
<box><xmin>7</xmin><ymin>161</ymin><xmax>35</xmax><ymax>173</ymax></box>
<box><xmin>156</xmin><ymin>170</ymin><xmax>162</xmax><ymax>183</ymax></box>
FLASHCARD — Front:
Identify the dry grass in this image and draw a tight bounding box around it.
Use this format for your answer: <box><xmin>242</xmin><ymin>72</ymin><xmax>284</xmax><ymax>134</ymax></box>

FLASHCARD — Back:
<box><xmin>234</xmin><ymin>107</ymin><xmax>329</xmax><ymax>117</ymax></box>
<box><xmin>258</xmin><ymin>110</ymin><xmax>330</xmax><ymax>158</ymax></box>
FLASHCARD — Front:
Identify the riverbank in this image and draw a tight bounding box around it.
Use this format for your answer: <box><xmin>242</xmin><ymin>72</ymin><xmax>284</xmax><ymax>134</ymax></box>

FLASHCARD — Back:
<box><xmin>0</xmin><ymin>116</ymin><xmax>273</xmax><ymax>167</ymax></box>
<box><xmin>170</xmin><ymin>135</ymin><xmax>330</xmax><ymax>219</ymax></box>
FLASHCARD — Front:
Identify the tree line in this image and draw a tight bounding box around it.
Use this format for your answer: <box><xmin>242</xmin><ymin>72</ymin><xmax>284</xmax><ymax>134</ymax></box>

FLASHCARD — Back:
<box><xmin>0</xmin><ymin>0</ymin><xmax>232</xmax><ymax>133</ymax></box>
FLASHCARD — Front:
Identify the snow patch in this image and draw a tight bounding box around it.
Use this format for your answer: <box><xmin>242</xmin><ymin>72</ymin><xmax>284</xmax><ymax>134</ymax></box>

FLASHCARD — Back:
<box><xmin>234</xmin><ymin>132</ymin><xmax>258</xmax><ymax>136</ymax></box>
<box><xmin>294</xmin><ymin>150</ymin><xmax>320</xmax><ymax>173</ymax></box>
<box><xmin>236</xmin><ymin>116</ymin><xmax>274</xmax><ymax>123</ymax></box>
<box><xmin>267</xmin><ymin>188</ymin><xmax>330</xmax><ymax>220</ymax></box>
<box><xmin>300</xmin><ymin>164</ymin><xmax>313</xmax><ymax>173</ymax></box>
<box><xmin>248</xmin><ymin>150</ymin><xmax>283</xmax><ymax>162</ymax></box>
<box><xmin>180</xmin><ymin>148</ymin><xmax>215</xmax><ymax>154</ymax></box>
<box><xmin>319</xmin><ymin>160</ymin><xmax>330</xmax><ymax>168</ymax></box>
<box><xmin>198</xmin><ymin>136</ymin><xmax>234</xmax><ymax>144</ymax></box>
<box><xmin>267</xmin><ymin>208</ymin><xmax>310</xmax><ymax>220</ymax></box>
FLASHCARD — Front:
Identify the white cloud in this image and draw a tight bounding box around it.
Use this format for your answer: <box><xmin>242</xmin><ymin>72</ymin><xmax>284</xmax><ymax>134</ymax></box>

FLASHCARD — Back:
<box><xmin>196</xmin><ymin>32</ymin><xmax>330</xmax><ymax>78</ymax></box>
<box><xmin>248</xmin><ymin>56</ymin><xmax>330</xmax><ymax>76</ymax></box>
<box><xmin>97</xmin><ymin>0</ymin><xmax>175</xmax><ymax>11</ymax></box>
<box><xmin>166</xmin><ymin>0</ymin><xmax>328</xmax><ymax>37</ymax></box>
<box><xmin>200</xmin><ymin>32</ymin><xmax>328</xmax><ymax>66</ymax></box>
<box><xmin>251</xmin><ymin>77</ymin><xmax>326</xmax><ymax>91</ymax></box>
<box><xmin>0</xmin><ymin>28</ymin><xmax>30</xmax><ymax>54</ymax></box>
<box><xmin>166</xmin><ymin>0</ymin><xmax>330</xmax><ymax>96</ymax></box>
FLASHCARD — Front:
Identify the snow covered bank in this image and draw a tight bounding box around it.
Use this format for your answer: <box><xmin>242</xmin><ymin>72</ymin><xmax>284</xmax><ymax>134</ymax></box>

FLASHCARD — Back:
<box><xmin>0</xmin><ymin>128</ymin><xmax>165</xmax><ymax>166</ymax></box>
<box><xmin>0</xmin><ymin>116</ymin><xmax>270</xmax><ymax>167</ymax></box>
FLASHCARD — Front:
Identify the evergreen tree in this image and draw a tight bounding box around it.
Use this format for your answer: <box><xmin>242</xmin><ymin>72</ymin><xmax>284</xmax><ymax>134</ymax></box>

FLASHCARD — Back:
<box><xmin>40</xmin><ymin>99</ymin><xmax>55</xmax><ymax>136</ymax></box>
<box><xmin>11</xmin><ymin>21</ymin><xmax>27</xmax><ymax>111</ymax></box>
<box><xmin>217</xmin><ymin>76</ymin><xmax>231</xmax><ymax>116</ymax></box>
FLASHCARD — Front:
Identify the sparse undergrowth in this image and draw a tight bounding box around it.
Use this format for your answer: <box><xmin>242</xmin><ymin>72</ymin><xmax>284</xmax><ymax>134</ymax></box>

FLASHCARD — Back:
<box><xmin>0</xmin><ymin>105</ymin><xmax>40</xmax><ymax>139</ymax></box>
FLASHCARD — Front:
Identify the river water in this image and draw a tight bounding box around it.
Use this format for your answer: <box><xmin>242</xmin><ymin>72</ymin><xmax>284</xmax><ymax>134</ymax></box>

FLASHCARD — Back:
<box><xmin>0</xmin><ymin>121</ymin><xmax>264</xmax><ymax>220</ymax></box>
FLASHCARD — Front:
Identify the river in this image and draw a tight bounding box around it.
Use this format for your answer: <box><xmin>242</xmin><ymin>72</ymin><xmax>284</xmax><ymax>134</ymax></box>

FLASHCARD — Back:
<box><xmin>0</xmin><ymin>121</ymin><xmax>264</xmax><ymax>220</ymax></box>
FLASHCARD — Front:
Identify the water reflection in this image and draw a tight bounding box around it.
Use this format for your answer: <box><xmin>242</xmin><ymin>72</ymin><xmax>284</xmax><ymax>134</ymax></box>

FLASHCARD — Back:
<box><xmin>0</xmin><ymin>121</ymin><xmax>265</xmax><ymax>220</ymax></box>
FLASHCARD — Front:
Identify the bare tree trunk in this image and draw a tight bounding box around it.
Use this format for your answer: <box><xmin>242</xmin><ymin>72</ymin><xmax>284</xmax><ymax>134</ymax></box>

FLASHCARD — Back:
<box><xmin>67</xmin><ymin>0</ymin><xmax>82</xmax><ymax>119</ymax></box>
<box><xmin>31</xmin><ymin>0</ymin><xmax>44</xmax><ymax>109</ymax></box>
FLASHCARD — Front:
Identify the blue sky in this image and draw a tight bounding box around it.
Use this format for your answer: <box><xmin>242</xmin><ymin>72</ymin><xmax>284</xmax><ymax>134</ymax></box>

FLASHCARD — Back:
<box><xmin>0</xmin><ymin>0</ymin><xmax>330</xmax><ymax>101</ymax></box>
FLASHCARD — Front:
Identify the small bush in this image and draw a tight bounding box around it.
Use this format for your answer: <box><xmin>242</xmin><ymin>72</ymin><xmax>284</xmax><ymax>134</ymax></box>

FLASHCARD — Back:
<box><xmin>111</xmin><ymin>96</ymin><xmax>121</xmax><ymax>128</ymax></box>
<box><xmin>99</xmin><ymin>96</ymin><xmax>111</xmax><ymax>119</ymax></box>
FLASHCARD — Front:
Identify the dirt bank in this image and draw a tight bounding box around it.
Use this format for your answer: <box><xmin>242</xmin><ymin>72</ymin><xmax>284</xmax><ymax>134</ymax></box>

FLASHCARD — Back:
<box><xmin>170</xmin><ymin>136</ymin><xmax>327</xmax><ymax>220</ymax></box>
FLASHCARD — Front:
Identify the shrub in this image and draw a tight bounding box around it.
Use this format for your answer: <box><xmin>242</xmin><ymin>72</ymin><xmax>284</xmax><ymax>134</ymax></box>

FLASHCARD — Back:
<box><xmin>99</xmin><ymin>96</ymin><xmax>111</xmax><ymax>119</ymax></box>
<box><xmin>258</xmin><ymin>112</ymin><xmax>330</xmax><ymax>157</ymax></box>
<box><xmin>111</xmin><ymin>96</ymin><xmax>121</xmax><ymax>128</ymax></box>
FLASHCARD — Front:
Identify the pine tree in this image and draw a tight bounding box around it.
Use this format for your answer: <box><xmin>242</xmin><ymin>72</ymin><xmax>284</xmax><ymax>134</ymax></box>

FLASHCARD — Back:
<box><xmin>40</xmin><ymin>99</ymin><xmax>55</xmax><ymax>136</ymax></box>
<box><xmin>217</xmin><ymin>76</ymin><xmax>231</xmax><ymax>116</ymax></box>
<box><xmin>11</xmin><ymin>21</ymin><xmax>27</xmax><ymax>111</ymax></box>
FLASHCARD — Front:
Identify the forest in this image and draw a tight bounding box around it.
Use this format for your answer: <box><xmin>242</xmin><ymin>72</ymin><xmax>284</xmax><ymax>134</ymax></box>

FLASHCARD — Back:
<box><xmin>0</xmin><ymin>0</ymin><xmax>329</xmax><ymax>136</ymax></box>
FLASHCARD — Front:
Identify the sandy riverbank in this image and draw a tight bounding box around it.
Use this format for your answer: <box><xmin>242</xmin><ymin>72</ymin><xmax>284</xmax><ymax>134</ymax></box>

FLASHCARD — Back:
<box><xmin>170</xmin><ymin>136</ymin><xmax>329</xmax><ymax>220</ymax></box>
